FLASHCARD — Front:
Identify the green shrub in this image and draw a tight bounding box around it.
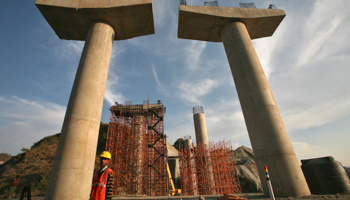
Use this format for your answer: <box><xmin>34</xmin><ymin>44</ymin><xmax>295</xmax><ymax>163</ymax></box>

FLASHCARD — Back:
<box><xmin>34</xmin><ymin>171</ymin><xmax>51</xmax><ymax>195</ymax></box>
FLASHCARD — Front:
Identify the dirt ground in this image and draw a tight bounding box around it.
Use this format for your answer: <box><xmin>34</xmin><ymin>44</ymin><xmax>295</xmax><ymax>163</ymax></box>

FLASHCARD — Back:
<box><xmin>109</xmin><ymin>193</ymin><xmax>350</xmax><ymax>200</ymax></box>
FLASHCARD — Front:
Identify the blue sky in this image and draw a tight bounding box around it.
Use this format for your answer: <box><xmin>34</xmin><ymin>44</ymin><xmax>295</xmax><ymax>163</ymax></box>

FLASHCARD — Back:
<box><xmin>1</xmin><ymin>0</ymin><xmax>350</xmax><ymax>166</ymax></box>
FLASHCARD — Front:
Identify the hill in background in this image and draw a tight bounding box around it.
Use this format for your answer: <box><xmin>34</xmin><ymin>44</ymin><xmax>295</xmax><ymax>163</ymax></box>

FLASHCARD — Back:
<box><xmin>0</xmin><ymin>122</ymin><xmax>262</xmax><ymax>198</ymax></box>
<box><xmin>0</xmin><ymin>123</ymin><xmax>108</xmax><ymax>199</ymax></box>
<box><xmin>0</xmin><ymin>153</ymin><xmax>11</xmax><ymax>165</ymax></box>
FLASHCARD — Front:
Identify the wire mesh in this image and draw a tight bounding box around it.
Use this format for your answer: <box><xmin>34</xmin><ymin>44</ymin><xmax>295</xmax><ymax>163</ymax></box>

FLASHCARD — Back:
<box><xmin>193</xmin><ymin>106</ymin><xmax>204</xmax><ymax>115</ymax></box>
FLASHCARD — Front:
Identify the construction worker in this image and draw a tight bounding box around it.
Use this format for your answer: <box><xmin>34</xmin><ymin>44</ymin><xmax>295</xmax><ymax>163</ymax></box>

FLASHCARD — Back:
<box><xmin>19</xmin><ymin>184</ymin><xmax>31</xmax><ymax>200</ymax></box>
<box><xmin>90</xmin><ymin>151</ymin><xmax>114</xmax><ymax>200</ymax></box>
<box><xmin>7</xmin><ymin>174</ymin><xmax>21</xmax><ymax>200</ymax></box>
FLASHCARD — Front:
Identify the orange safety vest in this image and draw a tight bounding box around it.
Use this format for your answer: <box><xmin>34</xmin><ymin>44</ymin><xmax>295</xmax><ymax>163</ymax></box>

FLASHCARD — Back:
<box><xmin>11</xmin><ymin>178</ymin><xmax>20</xmax><ymax>186</ymax></box>
<box><xmin>90</xmin><ymin>168</ymin><xmax>113</xmax><ymax>200</ymax></box>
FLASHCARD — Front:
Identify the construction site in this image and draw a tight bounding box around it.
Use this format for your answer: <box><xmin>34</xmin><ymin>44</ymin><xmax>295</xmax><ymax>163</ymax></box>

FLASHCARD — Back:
<box><xmin>105</xmin><ymin>101</ymin><xmax>241</xmax><ymax>197</ymax></box>
<box><xmin>27</xmin><ymin>0</ymin><xmax>350</xmax><ymax>199</ymax></box>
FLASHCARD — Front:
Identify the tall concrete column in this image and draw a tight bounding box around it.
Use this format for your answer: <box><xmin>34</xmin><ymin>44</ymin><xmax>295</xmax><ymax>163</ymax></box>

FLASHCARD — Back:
<box><xmin>45</xmin><ymin>22</ymin><xmax>114</xmax><ymax>200</ymax></box>
<box><xmin>36</xmin><ymin>1</ymin><xmax>154</xmax><ymax>199</ymax></box>
<box><xmin>184</xmin><ymin>136</ymin><xmax>193</xmax><ymax>150</ymax></box>
<box><xmin>220</xmin><ymin>21</ymin><xmax>310</xmax><ymax>197</ymax></box>
<box><xmin>132</xmin><ymin>115</ymin><xmax>144</xmax><ymax>194</ymax></box>
<box><xmin>193</xmin><ymin>106</ymin><xmax>216</xmax><ymax>194</ymax></box>
<box><xmin>184</xmin><ymin>136</ymin><xmax>198</xmax><ymax>195</ymax></box>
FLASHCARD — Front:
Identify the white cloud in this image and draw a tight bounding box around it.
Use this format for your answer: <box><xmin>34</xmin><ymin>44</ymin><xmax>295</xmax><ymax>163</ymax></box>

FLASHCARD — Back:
<box><xmin>292</xmin><ymin>142</ymin><xmax>322</xmax><ymax>161</ymax></box>
<box><xmin>151</xmin><ymin>61</ymin><xmax>166</xmax><ymax>94</ymax></box>
<box><xmin>46</xmin><ymin>36</ymin><xmax>84</xmax><ymax>60</ymax></box>
<box><xmin>177</xmin><ymin>79</ymin><xmax>219</xmax><ymax>104</ymax></box>
<box><xmin>283</xmin><ymin>97</ymin><xmax>350</xmax><ymax>131</ymax></box>
<box><xmin>296</xmin><ymin>1</ymin><xmax>346</xmax><ymax>67</ymax></box>
<box><xmin>104</xmin><ymin>71</ymin><xmax>125</xmax><ymax>106</ymax></box>
<box><xmin>111</xmin><ymin>43</ymin><xmax>126</xmax><ymax>61</ymax></box>
<box><xmin>0</xmin><ymin>96</ymin><xmax>65</xmax><ymax>155</ymax></box>
<box><xmin>184</xmin><ymin>40</ymin><xmax>207</xmax><ymax>71</ymax></box>
<box><xmin>104</xmin><ymin>43</ymin><xmax>127</xmax><ymax>106</ymax></box>
<box><xmin>204</xmin><ymin>99</ymin><xmax>249</xmax><ymax>145</ymax></box>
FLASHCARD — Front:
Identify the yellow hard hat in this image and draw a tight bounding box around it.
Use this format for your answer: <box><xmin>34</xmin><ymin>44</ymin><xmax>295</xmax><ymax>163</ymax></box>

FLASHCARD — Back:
<box><xmin>100</xmin><ymin>151</ymin><xmax>111</xmax><ymax>160</ymax></box>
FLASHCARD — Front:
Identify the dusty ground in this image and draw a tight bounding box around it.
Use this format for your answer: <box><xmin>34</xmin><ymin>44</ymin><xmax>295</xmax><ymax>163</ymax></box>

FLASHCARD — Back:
<box><xmin>234</xmin><ymin>193</ymin><xmax>350</xmax><ymax>200</ymax></box>
<box><xmin>108</xmin><ymin>193</ymin><xmax>350</xmax><ymax>200</ymax></box>
<box><xmin>5</xmin><ymin>193</ymin><xmax>350</xmax><ymax>200</ymax></box>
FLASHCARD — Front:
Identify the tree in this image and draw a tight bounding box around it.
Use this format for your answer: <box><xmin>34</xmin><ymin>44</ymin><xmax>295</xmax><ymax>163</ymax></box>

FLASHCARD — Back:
<box><xmin>20</xmin><ymin>148</ymin><xmax>30</xmax><ymax>153</ymax></box>
<box><xmin>173</xmin><ymin>138</ymin><xmax>185</xmax><ymax>151</ymax></box>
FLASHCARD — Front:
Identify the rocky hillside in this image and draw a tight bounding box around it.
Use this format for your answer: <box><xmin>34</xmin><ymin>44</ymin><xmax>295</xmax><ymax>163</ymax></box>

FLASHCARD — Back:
<box><xmin>0</xmin><ymin>153</ymin><xmax>12</xmax><ymax>165</ymax></box>
<box><xmin>0</xmin><ymin>123</ymin><xmax>108</xmax><ymax>199</ymax></box>
<box><xmin>0</xmin><ymin>133</ymin><xmax>59</xmax><ymax>198</ymax></box>
<box><xmin>231</xmin><ymin>146</ymin><xmax>262</xmax><ymax>193</ymax></box>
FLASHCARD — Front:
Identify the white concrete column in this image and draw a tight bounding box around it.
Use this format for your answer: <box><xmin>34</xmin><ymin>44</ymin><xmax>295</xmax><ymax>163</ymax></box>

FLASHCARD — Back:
<box><xmin>184</xmin><ymin>138</ymin><xmax>193</xmax><ymax>150</ymax></box>
<box><xmin>220</xmin><ymin>21</ymin><xmax>310</xmax><ymax>197</ymax></box>
<box><xmin>193</xmin><ymin>106</ymin><xmax>216</xmax><ymax>194</ymax></box>
<box><xmin>45</xmin><ymin>22</ymin><xmax>115</xmax><ymax>200</ymax></box>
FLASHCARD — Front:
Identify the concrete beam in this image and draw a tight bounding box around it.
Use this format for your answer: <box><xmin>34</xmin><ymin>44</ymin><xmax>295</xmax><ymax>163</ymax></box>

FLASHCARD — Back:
<box><xmin>35</xmin><ymin>0</ymin><xmax>154</xmax><ymax>40</ymax></box>
<box><xmin>178</xmin><ymin>5</ymin><xmax>285</xmax><ymax>42</ymax></box>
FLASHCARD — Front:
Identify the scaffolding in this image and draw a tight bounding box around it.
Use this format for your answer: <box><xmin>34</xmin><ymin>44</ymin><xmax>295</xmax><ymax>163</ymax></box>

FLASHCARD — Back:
<box><xmin>179</xmin><ymin>148</ymin><xmax>199</xmax><ymax>195</ymax></box>
<box><xmin>179</xmin><ymin>141</ymin><xmax>241</xmax><ymax>195</ymax></box>
<box><xmin>210</xmin><ymin>141</ymin><xmax>241</xmax><ymax>194</ymax></box>
<box><xmin>106</xmin><ymin>101</ymin><xmax>168</xmax><ymax>196</ymax></box>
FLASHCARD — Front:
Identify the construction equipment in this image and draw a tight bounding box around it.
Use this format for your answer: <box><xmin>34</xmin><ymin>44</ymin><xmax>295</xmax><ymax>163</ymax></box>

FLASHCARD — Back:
<box><xmin>167</xmin><ymin>163</ymin><xmax>181</xmax><ymax>196</ymax></box>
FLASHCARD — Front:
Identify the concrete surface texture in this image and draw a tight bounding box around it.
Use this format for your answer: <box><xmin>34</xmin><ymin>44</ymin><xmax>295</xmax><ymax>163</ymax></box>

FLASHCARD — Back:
<box><xmin>167</xmin><ymin>141</ymin><xmax>181</xmax><ymax>189</ymax></box>
<box><xmin>193</xmin><ymin>111</ymin><xmax>216</xmax><ymax>194</ymax></box>
<box><xmin>193</xmin><ymin>113</ymin><xmax>209</xmax><ymax>147</ymax></box>
<box><xmin>178</xmin><ymin>5</ymin><xmax>285</xmax><ymax>42</ymax></box>
<box><xmin>184</xmin><ymin>138</ymin><xmax>193</xmax><ymax>150</ymax></box>
<box><xmin>167</xmin><ymin>141</ymin><xmax>179</xmax><ymax>157</ymax></box>
<box><xmin>45</xmin><ymin>22</ymin><xmax>115</xmax><ymax>200</ymax></box>
<box><xmin>132</xmin><ymin>115</ymin><xmax>144</xmax><ymax>195</ymax></box>
<box><xmin>221</xmin><ymin>21</ymin><xmax>310</xmax><ymax>197</ymax></box>
<box><xmin>35</xmin><ymin>1</ymin><xmax>156</xmax><ymax>199</ymax></box>
<box><xmin>35</xmin><ymin>0</ymin><xmax>154</xmax><ymax>40</ymax></box>
<box><xmin>178</xmin><ymin>5</ymin><xmax>310</xmax><ymax>197</ymax></box>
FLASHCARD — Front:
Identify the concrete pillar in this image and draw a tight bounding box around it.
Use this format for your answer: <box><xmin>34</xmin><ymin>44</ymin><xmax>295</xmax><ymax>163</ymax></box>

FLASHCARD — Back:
<box><xmin>132</xmin><ymin>115</ymin><xmax>144</xmax><ymax>194</ymax></box>
<box><xmin>45</xmin><ymin>22</ymin><xmax>115</xmax><ymax>200</ymax></box>
<box><xmin>184</xmin><ymin>137</ymin><xmax>193</xmax><ymax>150</ymax></box>
<box><xmin>220</xmin><ymin>21</ymin><xmax>310</xmax><ymax>197</ymax></box>
<box><xmin>184</xmin><ymin>137</ymin><xmax>198</xmax><ymax>195</ymax></box>
<box><xmin>193</xmin><ymin>106</ymin><xmax>216</xmax><ymax>194</ymax></box>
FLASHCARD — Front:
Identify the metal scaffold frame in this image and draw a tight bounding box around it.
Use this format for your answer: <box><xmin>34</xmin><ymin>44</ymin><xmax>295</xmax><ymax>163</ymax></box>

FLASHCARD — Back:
<box><xmin>179</xmin><ymin>148</ymin><xmax>198</xmax><ymax>195</ymax></box>
<box><xmin>179</xmin><ymin>140</ymin><xmax>241</xmax><ymax>195</ymax></box>
<box><xmin>146</xmin><ymin>108</ymin><xmax>168</xmax><ymax>196</ymax></box>
<box><xmin>210</xmin><ymin>141</ymin><xmax>241</xmax><ymax>194</ymax></box>
<box><xmin>105</xmin><ymin>102</ymin><xmax>168</xmax><ymax>196</ymax></box>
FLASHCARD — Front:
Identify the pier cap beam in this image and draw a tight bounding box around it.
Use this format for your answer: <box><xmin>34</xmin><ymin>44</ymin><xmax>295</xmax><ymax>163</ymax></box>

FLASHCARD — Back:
<box><xmin>35</xmin><ymin>0</ymin><xmax>154</xmax><ymax>41</ymax></box>
<box><xmin>178</xmin><ymin>5</ymin><xmax>285</xmax><ymax>42</ymax></box>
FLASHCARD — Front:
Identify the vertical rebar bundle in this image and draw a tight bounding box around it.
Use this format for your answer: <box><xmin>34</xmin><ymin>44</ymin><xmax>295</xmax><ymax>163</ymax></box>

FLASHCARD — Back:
<box><xmin>106</xmin><ymin>103</ymin><xmax>167</xmax><ymax>196</ymax></box>
<box><xmin>179</xmin><ymin>140</ymin><xmax>241</xmax><ymax>195</ymax></box>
